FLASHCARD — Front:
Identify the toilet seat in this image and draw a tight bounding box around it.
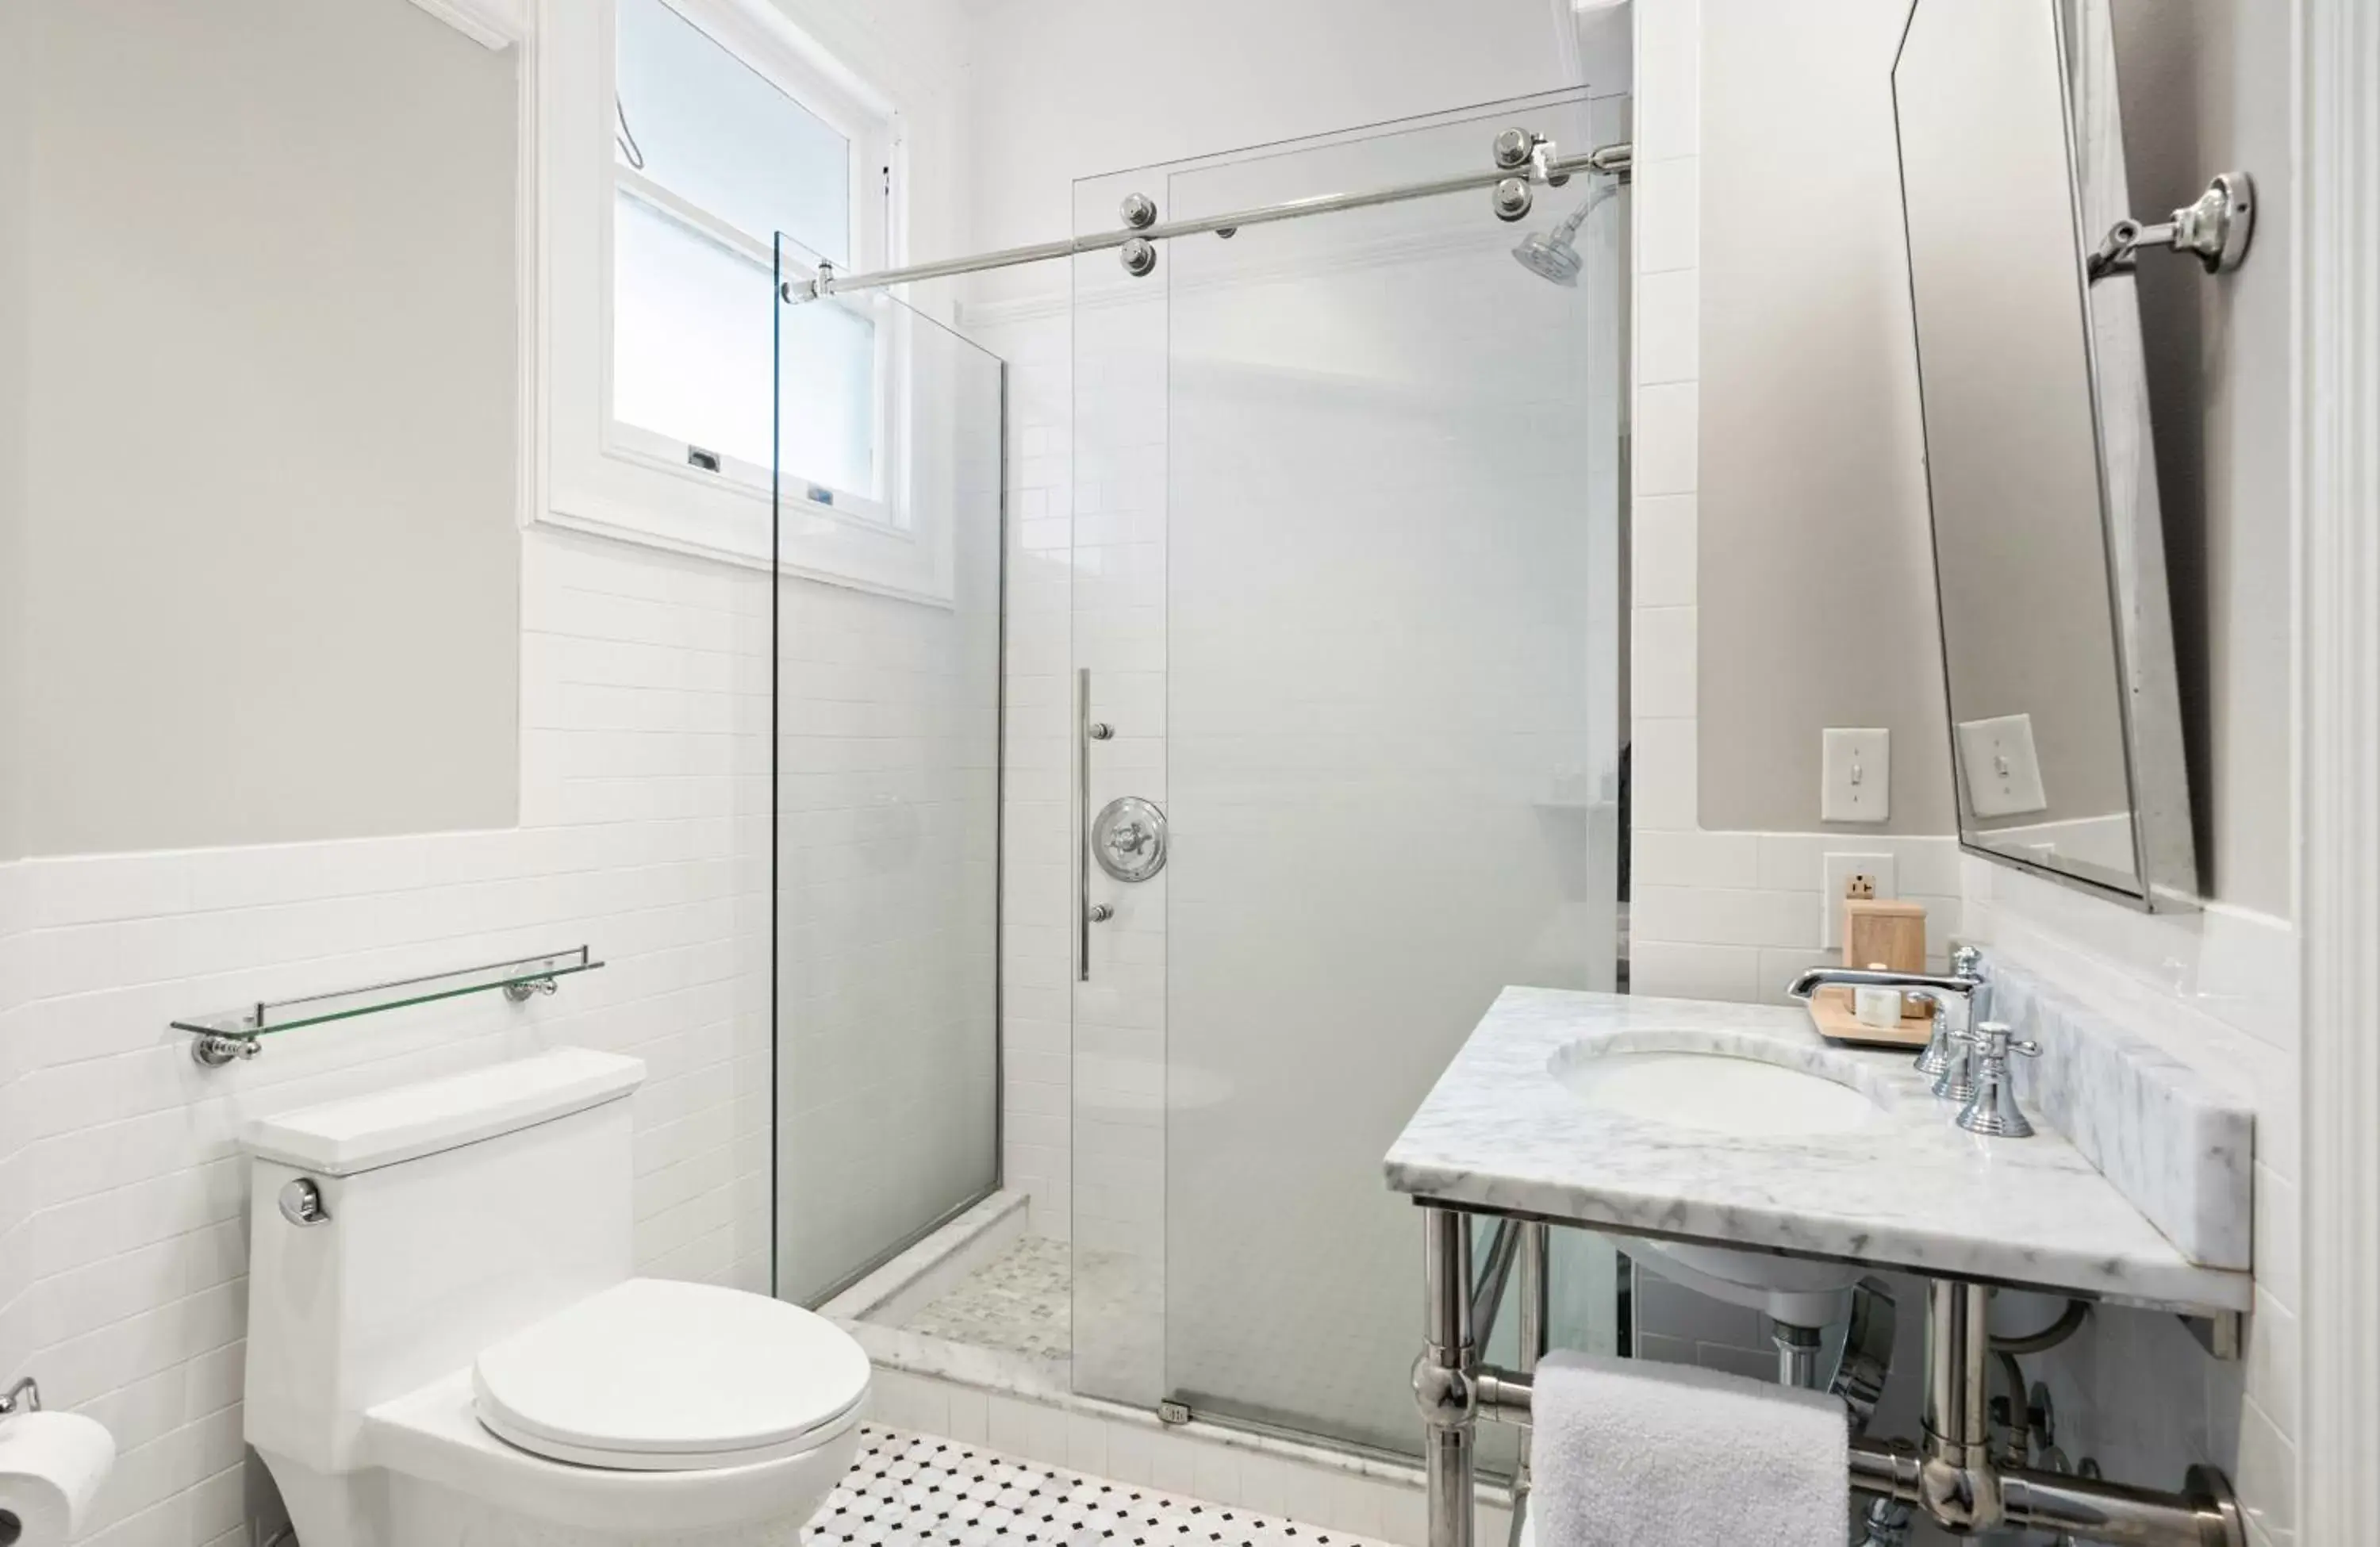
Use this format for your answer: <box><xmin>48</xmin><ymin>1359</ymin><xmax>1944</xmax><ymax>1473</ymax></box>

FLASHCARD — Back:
<box><xmin>472</xmin><ymin>1278</ymin><xmax>870</xmax><ymax>1472</ymax></box>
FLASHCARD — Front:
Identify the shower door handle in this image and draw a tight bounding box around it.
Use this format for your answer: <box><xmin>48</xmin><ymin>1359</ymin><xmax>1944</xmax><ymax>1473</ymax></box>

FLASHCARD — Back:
<box><xmin>1080</xmin><ymin>670</ymin><xmax>1098</xmax><ymax>981</ymax></box>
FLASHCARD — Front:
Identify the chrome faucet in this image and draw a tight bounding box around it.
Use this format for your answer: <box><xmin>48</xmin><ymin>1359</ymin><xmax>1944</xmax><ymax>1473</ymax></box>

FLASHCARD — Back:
<box><xmin>1956</xmin><ymin>1023</ymin><xmax>2042</xmax><ymax>1137</ymax></box>
<box><xmin>1786</xmin><ymin>945</ymin><xmax>1994</xmax><ymax>1098</ymax></box>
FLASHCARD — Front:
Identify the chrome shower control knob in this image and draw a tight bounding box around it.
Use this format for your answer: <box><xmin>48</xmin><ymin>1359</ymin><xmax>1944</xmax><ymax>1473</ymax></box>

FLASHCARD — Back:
<box><xmin>1091</xmin><ymin>797</ymin><xmax>1168</xmax><ymax>882</ymax></box>
<box><xmin>1086</xmin><ymin>903</ymin><xmax>1114</xmax><ymax>923</ymax></box>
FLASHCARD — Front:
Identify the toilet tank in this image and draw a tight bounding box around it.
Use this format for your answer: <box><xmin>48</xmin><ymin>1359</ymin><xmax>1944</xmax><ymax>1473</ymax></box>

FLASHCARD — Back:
<box><xmin>241</xmin><ymin>1048</ymin><xmax>644</xmax><ymax>1476</ymax></box>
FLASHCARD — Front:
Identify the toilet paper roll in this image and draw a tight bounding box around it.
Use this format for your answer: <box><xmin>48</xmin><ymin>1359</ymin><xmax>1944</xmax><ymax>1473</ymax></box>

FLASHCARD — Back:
<box><xmin>0</xmin><ymin>1411</ymin><xmax>117</xmax><ymax>1543</ymax></box>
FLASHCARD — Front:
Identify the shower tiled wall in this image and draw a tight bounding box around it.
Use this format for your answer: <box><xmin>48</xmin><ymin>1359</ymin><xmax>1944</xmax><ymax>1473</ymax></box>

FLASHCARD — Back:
<box><xmin>969</xmin><ymin>305</ymin><xmax>1080</xmax><ymax>1244</ymax></box>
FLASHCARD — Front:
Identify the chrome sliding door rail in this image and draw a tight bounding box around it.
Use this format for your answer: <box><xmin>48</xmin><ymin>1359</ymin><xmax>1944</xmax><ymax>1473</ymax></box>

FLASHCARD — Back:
<box><xmin>785</xmin><ymin>141</ymin><xmax>1633</xmax><ymax>305</ymax></box>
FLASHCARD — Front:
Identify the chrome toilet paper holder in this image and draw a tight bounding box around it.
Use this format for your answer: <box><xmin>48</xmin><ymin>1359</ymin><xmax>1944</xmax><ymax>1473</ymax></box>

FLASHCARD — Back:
<box><xmin>0</xmin><ymin>1375</ymin><xmax>38</xmax><ymax>1421</ymax></box>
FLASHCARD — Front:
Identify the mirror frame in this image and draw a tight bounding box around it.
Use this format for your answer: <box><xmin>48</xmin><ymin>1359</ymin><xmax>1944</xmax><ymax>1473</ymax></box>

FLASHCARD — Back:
<box><xmin>1891</xmin><ymin>0</ymin><xmax>2200</xmax><ymax>911</ymax></box>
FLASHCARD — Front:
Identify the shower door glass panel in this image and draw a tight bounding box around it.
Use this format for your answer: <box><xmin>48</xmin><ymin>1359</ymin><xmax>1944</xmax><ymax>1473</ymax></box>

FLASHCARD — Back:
<box><xmin>1071</xmin><ymin>92</ymin><xmax>1625</xmax><ymax>1453</ymax></box>
<box><xmin>774</xmin><ymin>266</ymin><xmax>1007</xmax><ymax>1307</ymax></box>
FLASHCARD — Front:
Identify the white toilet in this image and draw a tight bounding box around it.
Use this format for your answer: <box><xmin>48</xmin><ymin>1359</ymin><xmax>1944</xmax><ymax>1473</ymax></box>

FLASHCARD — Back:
<box><xmin>240</xmin><ymin>1048</ymin><xmax>871</xmax><ymax>1547</ymax></box>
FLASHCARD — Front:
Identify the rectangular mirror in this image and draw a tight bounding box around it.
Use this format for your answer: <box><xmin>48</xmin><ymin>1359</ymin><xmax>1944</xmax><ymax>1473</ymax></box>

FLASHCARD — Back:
<box><xmin>1892</xmin><ymin>0</ymin><xmax>2198</xmax><ymax>907</ymax></box>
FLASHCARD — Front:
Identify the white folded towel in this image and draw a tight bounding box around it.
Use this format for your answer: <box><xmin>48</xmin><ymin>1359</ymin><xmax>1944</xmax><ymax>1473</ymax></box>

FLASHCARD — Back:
<box><xmin>1530</xmin><ymin>1351</ymin><xmax>1848</xmax><ymax>1547</ymax></box>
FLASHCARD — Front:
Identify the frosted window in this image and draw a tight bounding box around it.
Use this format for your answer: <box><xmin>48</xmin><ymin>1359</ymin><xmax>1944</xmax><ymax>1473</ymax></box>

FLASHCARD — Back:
<box><xmin>613</xmin><ymin>192</ymin><xmax>773</xmax><ymax>469</ymax></box>
<box><xmin>777</xmin><ymin>278</ymin><xmax>879</xmax><ymax>501</ymax></box>
<box><xmin>616</xmin><ymin>0</ymin><xmax>853</xmax><ymax>264</ymax></box>
<box><xmin>613</xmin><ymin>193</ymin><xmax>877</xmax><ymax>495</ymax></box>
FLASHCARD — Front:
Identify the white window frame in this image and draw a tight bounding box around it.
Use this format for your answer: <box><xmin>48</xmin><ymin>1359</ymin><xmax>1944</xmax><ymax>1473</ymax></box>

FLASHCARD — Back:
<box><xmin>532</xmin><ymin>0</ymin><xmax>958</xmax><ymax>604</ymax></box>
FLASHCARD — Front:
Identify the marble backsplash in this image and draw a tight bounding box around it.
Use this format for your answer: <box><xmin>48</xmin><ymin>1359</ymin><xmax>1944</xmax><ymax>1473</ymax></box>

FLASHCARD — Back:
<box><xmin>1991</xmin><ymin>953</ymin><xmax>2255</xmax><ymax>1269</ymax></box>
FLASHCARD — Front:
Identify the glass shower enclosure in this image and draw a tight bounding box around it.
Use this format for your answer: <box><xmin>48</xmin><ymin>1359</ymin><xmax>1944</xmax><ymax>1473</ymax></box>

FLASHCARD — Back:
<box><xmin>770</xmin><ymin>240</ymin><xmax>1009</xmax><ymax>1307</ymax></box>
<box><xmin>1069</xmin><ymin>90</ymin><xmax>1629</xmax><ymax>1455</ymax></box>
<box><xmin>761</xmin><ymin>86</ymin><xmax>1626</xmax><ymax>1468</ymax></box>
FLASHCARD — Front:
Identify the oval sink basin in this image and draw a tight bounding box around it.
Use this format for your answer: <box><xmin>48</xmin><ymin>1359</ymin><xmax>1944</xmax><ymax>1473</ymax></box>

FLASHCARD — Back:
<box><xmin>1552</xmin><ymin>1046</ymin><xmax>1888</xmax><ymax>1138</ymax></box>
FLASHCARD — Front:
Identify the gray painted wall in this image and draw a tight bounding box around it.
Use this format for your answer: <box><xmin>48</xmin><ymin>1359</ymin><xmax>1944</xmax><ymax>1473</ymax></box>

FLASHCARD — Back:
<box><xmin>17</xmin><ymin>0</ymin><xmax>520</xmax><ymax>857</ymax></box>
<box><xmin>1695</xmin><ymin>0</ymin><xmax>1956</xmax><ymax>837</ymax></box>
<box><xmin>0</xmin><ymin>0</ymin><xmax>26</xmax><ymax>862</ymax></box>
<box><xmin>2111</xmin><ymin>0</ymin><xmax>2293</xmax><ymax>915</ymax></box>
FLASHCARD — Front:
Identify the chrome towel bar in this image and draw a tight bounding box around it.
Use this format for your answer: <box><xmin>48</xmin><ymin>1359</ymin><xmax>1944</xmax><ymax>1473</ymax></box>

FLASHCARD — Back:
<box><xmin>1414</xmin><ymin>1207</ymin><xmax>2244</xmax><ymax>1547</ymax></box>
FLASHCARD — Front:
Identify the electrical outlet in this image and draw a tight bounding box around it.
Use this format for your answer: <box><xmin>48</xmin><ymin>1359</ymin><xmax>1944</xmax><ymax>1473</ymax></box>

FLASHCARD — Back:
<box><xmin>1956</xmin><ymin>712</ymin><xmax>2049</xmax><ymax>818</ymax></box>
<box><xmin>1821</xmin><ymin>853</ymin><xmax>1896</xmax><ymax>948</ymax></box>
<box><xmin>1821</xmin><ymin>727</ymin><xmax>1891</xmax><ymax>823</ymax></box>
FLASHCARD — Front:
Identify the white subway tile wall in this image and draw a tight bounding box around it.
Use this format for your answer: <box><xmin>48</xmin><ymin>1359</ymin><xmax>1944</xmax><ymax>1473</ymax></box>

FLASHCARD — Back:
<box><xmin>969</xmin><ymin>305</ymin><xmax>1079</xmax><ymax>1245</ymax></box>
<box><xmin>0</xmin><ymin>865</ymin><xmax>34</xmax><ymax>1396</ymax></box>
<box><xmin>1967</xmin><ymin>862</ymin><xmax>2301</xmax><ymax>1546</ymax></box>
<box><xmin>0</xmin><ymin>524</ymin><xmax>1033</xmax><ymax>1544</ymax></box>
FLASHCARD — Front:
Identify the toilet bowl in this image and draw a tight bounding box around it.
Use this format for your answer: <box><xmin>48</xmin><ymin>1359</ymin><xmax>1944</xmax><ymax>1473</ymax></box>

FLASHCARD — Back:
<box><xmin>240</xmin><ymin>1048</ymin><xmax>870</xmax><ymax>1547</ymax></box>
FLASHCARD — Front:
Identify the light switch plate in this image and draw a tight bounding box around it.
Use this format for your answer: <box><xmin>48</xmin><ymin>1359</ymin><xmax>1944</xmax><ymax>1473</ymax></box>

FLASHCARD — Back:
<box><xmin>1956</xmin><ymin>712</ymin><xmax>2049</xmax><ymax>818</ymax></box>
<box><xmin>1821</xmin><ymin>853</ymin><xmax>1896</xmax><ymax>948</ymax></box>
<box><xmin>1822</xmin><ymin>727</ymin><xmax>1890</xmax><ymax>823</ymax></box>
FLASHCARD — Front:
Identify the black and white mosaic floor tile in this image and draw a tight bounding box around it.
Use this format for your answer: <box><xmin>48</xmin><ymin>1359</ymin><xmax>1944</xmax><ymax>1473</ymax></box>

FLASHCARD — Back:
<box><xmin>811</xmin><ymin>1426</ymin><xmax>1385</xmax><ymax>1547</ymax></box>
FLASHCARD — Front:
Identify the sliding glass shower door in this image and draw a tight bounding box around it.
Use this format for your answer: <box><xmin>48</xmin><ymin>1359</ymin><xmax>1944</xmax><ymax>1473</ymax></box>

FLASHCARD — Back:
<box><xmin>1070</xmin><ymin>92</ymin><xmax>1627</xmax><ymax>1453</ymax></box>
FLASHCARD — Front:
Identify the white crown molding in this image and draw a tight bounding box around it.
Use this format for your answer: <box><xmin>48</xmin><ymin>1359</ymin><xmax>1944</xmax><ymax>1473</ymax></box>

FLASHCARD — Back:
<box><xmin>2297</xmin><ymin>0</ymin><xmax>2380</xmax><ymax>1534</ymax></box>
<box><xmin>405</xmin><ymin>0</ymin><xmax>528</xmax><ymax>50</ymax></box>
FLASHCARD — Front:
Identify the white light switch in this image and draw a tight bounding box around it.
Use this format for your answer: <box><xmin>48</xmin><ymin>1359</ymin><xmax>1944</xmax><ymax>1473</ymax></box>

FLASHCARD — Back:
<box><xmin>1956</xmin><ymin>712</ymin><xmax>2049</xmax><ymax>818</ymax></box>
<box><xmin>1822</xmin><ymin>727</ymin><xmax>1890</xmax><ymax>823</ymax></box>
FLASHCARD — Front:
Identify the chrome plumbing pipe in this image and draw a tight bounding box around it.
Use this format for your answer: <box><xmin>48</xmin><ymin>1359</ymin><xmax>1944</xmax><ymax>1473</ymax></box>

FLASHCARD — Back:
<box><xmin>1469</xmin><ymin>1218</ymin><xmax>1522</xmax><ymax>1349</ymax></box>
<box><xmin>1921</xmin><ymin>1279</ymin><xmax>2002</xmax><ymax>1530</ymax></box>
<box><xmin>1423</xmin><ymin>1261</ymin><xmax>2244</xmax><ymax>1547</ymax></box>
<box><xmin>1849</xmin><ymin>1440</ymin><xmax>2243</xmax><ymax>1545</ymax></box>
<box><xmin>1511</xmin><ymin>1224</ymin><xmax>1549</xmax><ymax>1467</ymax></box>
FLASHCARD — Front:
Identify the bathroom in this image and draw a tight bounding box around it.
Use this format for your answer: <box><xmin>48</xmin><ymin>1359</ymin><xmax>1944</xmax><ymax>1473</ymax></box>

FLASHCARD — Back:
<box><xmin>0</xmin><ymin>0</ymin><xmax>2368</xmax><ymax>1543</ymax></box>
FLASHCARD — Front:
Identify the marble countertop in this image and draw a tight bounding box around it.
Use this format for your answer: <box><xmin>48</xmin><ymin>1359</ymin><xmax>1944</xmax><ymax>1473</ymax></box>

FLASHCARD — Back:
<box><xmin>1383</xmin><ymin>988</ymin><xmax>2251</xmax><ymax>1315</ymax></box>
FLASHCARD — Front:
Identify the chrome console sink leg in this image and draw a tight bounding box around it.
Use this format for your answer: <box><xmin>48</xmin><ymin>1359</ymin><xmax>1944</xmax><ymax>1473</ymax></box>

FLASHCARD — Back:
<box><xmin>1416</xmin><ymin>1208</ymin><xmax>1478</xmax><ymax>1547</ymax></box>
<box><xmin>1920</xmin><ymin>1279</ymin><xmax>2004</xmax><ymax>1532</ymax></box>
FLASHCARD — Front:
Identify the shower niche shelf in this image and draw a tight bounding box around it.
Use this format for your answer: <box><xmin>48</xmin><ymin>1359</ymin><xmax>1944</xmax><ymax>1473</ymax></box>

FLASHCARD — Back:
<box><xmin>173</xmin><ymin>946</ymin><xmax>604</xmax><ymax>1067</ymax></box>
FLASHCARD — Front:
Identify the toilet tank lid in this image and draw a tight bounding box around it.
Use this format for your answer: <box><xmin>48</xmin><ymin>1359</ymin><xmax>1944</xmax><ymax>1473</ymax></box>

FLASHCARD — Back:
<box><xmin>241</xmin><ymin>1048</ymin><xmax>644</xmax><ymax>1177</ymax></box>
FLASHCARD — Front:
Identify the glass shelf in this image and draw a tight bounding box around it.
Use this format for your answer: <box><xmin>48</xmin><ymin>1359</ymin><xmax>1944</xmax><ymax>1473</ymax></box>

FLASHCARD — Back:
<box><xmin>175</xmin><ymin>946</ymin><xmax>604</xmax><ymax>1066</ymax></box>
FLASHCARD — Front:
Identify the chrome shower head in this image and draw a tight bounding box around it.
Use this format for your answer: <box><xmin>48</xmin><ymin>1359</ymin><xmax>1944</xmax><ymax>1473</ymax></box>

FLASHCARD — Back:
<box><xmin>1513</xmin><ymin>229</ymin><xmax>1585</xmax><ymax>286</ymax></box>
<box><xmin>1512</xmin><ymin>181</ymin><xmax>1618</xmax><ymax>287</ymax></box>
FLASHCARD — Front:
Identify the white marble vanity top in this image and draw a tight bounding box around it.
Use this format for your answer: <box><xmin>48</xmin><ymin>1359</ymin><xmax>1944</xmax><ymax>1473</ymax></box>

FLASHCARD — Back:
<box><xmin>1384</xmin><ymin>988</ymin><xmax>2251</xmax><ymax>1315</ymax></box>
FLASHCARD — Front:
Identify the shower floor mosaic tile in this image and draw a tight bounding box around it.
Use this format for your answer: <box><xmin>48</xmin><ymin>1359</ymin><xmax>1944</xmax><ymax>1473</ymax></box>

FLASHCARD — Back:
<box><xmin>813</xmin><ymin>1426</ymin><xmax>1392</xmax><ymax>1547</ymax></box>
<box><xmin>902</xmin><ymin>1235</ymin><xmax>1073</xmax><ymax>1361</ymax></box>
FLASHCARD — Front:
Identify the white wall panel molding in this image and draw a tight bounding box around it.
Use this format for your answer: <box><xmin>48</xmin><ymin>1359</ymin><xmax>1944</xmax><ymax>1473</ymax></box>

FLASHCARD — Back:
<box><xmin>406</xmin><ymin>0</ymin><xmax>529</xmax><ymax>50</ymax></box>
<box><xmin>2296</xmin><ymin>0</ymin><xmax>2380</xmax><ymax>1531</ymax></box>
